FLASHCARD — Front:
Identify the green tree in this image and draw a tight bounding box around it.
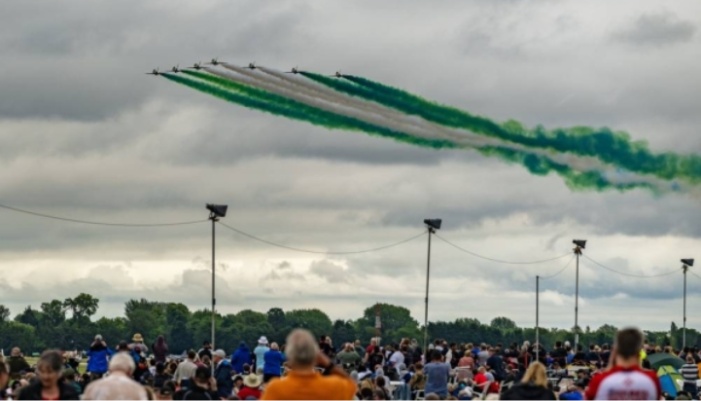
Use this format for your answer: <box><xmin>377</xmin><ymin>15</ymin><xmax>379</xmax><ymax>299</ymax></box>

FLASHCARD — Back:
<box><xmin>166</xmin><ymin>303</ymin><xmax>192</xmax><ymax>354</ymax></box>
<box><xmin>64</xmin><ymin>293</ymin><xmax>100</xmax><ymax>321</ymax></box>
<box><xmin>360</xmin><ymin>303</ymin><xmax>419</xmax><ymax>344</ymax></box>
<box><xmin>94</xmin><ymin>317</ymin><xmax>130</xmax><ymax>346</ymax></box>
<box><xmin>15</xmin><ymin>306</ymin><xmax>42</xmax><ymax>328</ymax></box>
<box><xmin>40</xmin><ymin>300</ymin><xmax>66</xmax><ymax>326</ymax></box>
<box><xmin>125</xmin><ymin>299</ymin><xmax>167</xmax><ymax>343</ymax></box>
<box><xmin>0</xmin><ymin>305</ymin><xmax>10</xmax><ymax>323</ymax></box>
<box><xmin>490</xmin><ymin>317</ymin><xmax>517</xmax><ymax>331</ymax></box>
<box><xmin>285</xmin><ymin>309</ymin><xmax>333</xmax><ymax>339</ymax></box>
<box><xmin>0</xmin><ymin>321</ymin><xmax>38</xmax><ymax>353</ymax></box>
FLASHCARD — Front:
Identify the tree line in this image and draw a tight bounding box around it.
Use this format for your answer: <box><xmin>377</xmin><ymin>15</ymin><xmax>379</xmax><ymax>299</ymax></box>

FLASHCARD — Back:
<box><xmin>0</xmin><ymin>294</ymin><xmax>698</xmax><ymax>354</ymax></box>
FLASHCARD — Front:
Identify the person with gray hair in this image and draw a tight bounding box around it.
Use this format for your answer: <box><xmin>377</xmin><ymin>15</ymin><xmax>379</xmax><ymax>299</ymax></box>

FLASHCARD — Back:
<box><xmin>82</xmin><ymin>352</ymin><xmax>148</xmax><ymax>400</ymax></box>
<box><xmin>261</xmin><ymin>329</ymin><xmax>356</xmax><ymax>400</ymax></box>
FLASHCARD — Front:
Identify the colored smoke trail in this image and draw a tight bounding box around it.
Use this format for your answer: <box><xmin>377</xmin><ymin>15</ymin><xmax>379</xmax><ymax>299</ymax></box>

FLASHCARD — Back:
<box><xmin>165</xmin><ymin>71</ymin><xmax>664</xmax><ymax>192</ymax></box>
<box><xmin>163</xmin><ymin>73</ymin><xmax>457</xmax><ymax>150</ymax></box>
<box><xmin>337</xmin><ymin>74</ymin><xmax>701</xmax><ymax>184</ymax></box>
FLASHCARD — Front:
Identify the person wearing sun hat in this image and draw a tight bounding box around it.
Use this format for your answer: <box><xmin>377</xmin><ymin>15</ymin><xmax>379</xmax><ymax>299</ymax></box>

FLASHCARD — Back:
<box><xmin>237</xmin><ymin>373</ymin><xmax>263</xmax><ymax>400</ymax></box>
<box><xmin>254</xmin><ymin>336</ymin><xmax>270</xmax><ymax>372</ymax></box>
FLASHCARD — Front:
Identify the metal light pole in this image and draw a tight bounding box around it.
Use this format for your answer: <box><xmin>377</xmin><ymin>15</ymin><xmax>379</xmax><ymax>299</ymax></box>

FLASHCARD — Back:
<box><xmin>536</xmin><ymin>275</ymin><xmax>540</xmax><ymax>362</ymax></box>
<box><xmin>572</xmin><ymin>239</ymin><xmax>586</xmax><ymax>352</ymax></box>
<box><xmin>423</xmin><ymin>219</ymin><xmax>442</xmax><ymax>357</ymax></box>
<box><xmin>206</xmin><ymin>203</ymin><xmax>227</xmax><ymax>373</ymax></box>
<box><xmin>681</xmin><ymin>258</ymin><xmax>694</xmax><ymax>349</ymax></box>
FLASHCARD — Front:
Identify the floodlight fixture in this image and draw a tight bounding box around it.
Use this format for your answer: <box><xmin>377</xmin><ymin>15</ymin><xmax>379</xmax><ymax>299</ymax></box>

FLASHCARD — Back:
<box><xmin>206</xmin><ymin>204</ymin><xmax>228</xmax><ymax>219</ymax></box>
<box><xmin>682</xmin><ymin>259</ymin><xmax>694</xmax><ymax>267</ymax></box>
<box><xmin>424</xmin><ymin>219</ymin><xmax>442</xmax><ymax>230</ymax></box>
<box><xmin>573</xmin><ymin>239</ymin><xmax>587</xmax><ymax>249</ymax></box>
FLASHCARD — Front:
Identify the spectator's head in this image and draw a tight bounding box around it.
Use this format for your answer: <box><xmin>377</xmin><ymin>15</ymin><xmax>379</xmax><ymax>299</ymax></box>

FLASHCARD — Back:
<box><xmin>522</xmin><ymin>362</ymin><xmax>548</xmax><ymax>388</ymax></box>
<box><xmin>158</xmin><ymin>381</ymin><xmax>175</xmax><ymax>400</ymax></box>
<box><xmin>360</xmin><ymin>387</ymin><xmax>374</xmax><ymax>400</ymax></box>
<box><xmin>376</xmin><ymin>376</ymin><xmax>386</xmax><ymax>388</ymax></box>
<box><xmin>187</xmin><ymin>350</ymin><xmax>196</xmax><ymax>360</ymax></box>
<box><xmin>156</xmin><ymin>362</ymin><xmax>166</xmax><ymax>374</ymax></box>
<box><xmin>194</xmin><ymin>366</ymin><xmax>211</xmax><ymax>387</ymax></box>
<box><xmin>285</xmin><ymin>329</ymin><xmax>319</xmax><ymax>369</ymax></box>
<box><xmin>233</xmin><ymin>375</ymin><xmax>244</xmax><ymax>389</ymax></box>
<box><xmin>11</xmin><ymin>347</ymin><xmax>21</xmax><ymax>357</ymax></box>
<box><xmin>242</xmin><ymin>363</ymin><xmax>251</xmax><ymax>374</ymax></box>
<box><xmin>132</xmin><ymin>333</ymin><xmax>144</xmax><ymax>344</ymax></box>
<box><xmin>687</xmin><ymin>355</ymin><xmax>695</xmax><ymax>364</ymax></box>
<box><xmin>430</xmin><ymin>350</ymin><xmax>442</xmax><ymax>362</ymax></box>
<box><xmin>203</xmin><ymin>340</ymin><xmax>211</xmax><ymax>350</ymax></box>
<box><xmin>63</xmin><ymin>368</ymin><xmax>76</xmax><ymax>382</ymax></box>
<box><xmin>556</xmin><ymin>341</ymin><xmax>563</xmax><ymax>348</ymax></box>
<box><xmin>243</xmin><ymin>373</ymin><xmax>262</xmax><ymax>389</ymax></box>
<box><xmin>373</xmin><ymin>389</ymin><xmax>388</xmax><ymax>400</ymax></box>
<box><xmin>118</xmin><ymin>341</ymin><xmax>129</xmax><ymax>352</ymax></box>
<box><xmin>345</xmin><ymin>343</ymin><xmax>354</xmax><ymax>352</ymax></box>
<box><xmin>156</xmin><ymin>335</ymin><xmax>166</xmax><ymax>345</ymax></box>
<box><xmin>202</xmin><ymin>355</ymin><xmax>211</xmax><ymax>366</ymax></box>
<box><xmin>271</xmin><ymin>342</ymin><xmax>280</xmax><ymax>351</ymax></box>
<box><xmin>109</xmin><ymin>352</ymin><xmax>136</xmax><ymax>375</ymax></box>
<box><xmin>94</xmin><ymin>334</ymin><xmax>103</xmax><ymax>342</ymax></box>
<box><xmin>213</xmin><ymin>349</ymin><xmax>226</xmax><ymax>364</ymax></box>
<box><xmin>615</xmin><ymin>327</ymin><xmax>644</xmax><ymax>364</ymax></box>
<box><xmin>37</xmin><ymin>350</ymin><xmax>63</xmax><ymax>389</ymax></box>
<box><xmin>355</xmin><ymin>340</ymin><xmax>362</xmax><ymax>347</ymax></box>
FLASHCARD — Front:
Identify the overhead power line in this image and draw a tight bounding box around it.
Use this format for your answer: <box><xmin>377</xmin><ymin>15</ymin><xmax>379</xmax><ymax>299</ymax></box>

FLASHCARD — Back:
<box><xmin>582</xmin><ymin>254</ymin><xmax>678</xmax><ymax>278</ymax></box>
<box><xmin>217</xmin><ymin>221</ymin><xmax>425</xmax><ymax>255</ymax></box>
<box><xmin>540</xmin><ymin>255</ymin><xmax>576</xmax><ymax>280</ymax></box>
<box><xmin>434</xmin><ymin>234</ymin><xmax>571</xmax><ymax>265</ymax></box>
<box><xmin>0</xmin><ymin>202</ymin><xmax>207</xmax><ymax>227</ymax></box>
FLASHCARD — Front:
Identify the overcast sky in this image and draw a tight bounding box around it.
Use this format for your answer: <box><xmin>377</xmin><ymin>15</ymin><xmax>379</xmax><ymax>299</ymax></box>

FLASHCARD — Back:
<box><xmin>1</xmin><ymin>0</ymin><xmax>701</xmax><ymax>332</ymax></box>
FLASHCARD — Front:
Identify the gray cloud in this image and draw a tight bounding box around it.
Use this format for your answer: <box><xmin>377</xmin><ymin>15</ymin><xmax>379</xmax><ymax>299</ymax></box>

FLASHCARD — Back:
<box><xmin>1</xmin><ymin>0</ymin><xmax>701</xmax><ymax>331</ymax></box>
<box><xmin>612</xmin><ymin>12</ymin><xmax>696</xmax><ymax>47</ymax></box>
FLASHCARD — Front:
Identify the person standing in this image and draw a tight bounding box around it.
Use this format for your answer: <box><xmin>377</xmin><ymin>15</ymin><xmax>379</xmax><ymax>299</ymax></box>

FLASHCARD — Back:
<box><xmin>423</xmin><ymin>350</ymin><xmax>450</xmax><ymax>399</ymax></box>
<box><xmin>263</xmin><ymin>342</ymin><xmax>286</xmax><ymax>382</ymax></box>
<box><xmin>17</xmin><ymin>350</ymin><xmax>79</xmax><ymax>400</ymax></box>
<box><xmin>336</xmin><ymin>343</ymin><xmax>361</xmax><ymax>373</ymax></box>
<box><xmin>173</xmin><ymin>350</ymin><xmax>198</xmax><ymax>390</ymax></box>
<box><xmin>82</xmin><ymin>352</ymin><xmax>148</xmax><ymax>400</ymax></box>
<box><xmin>7</xmin><ymin>347</ymin><xmax>31</xmax><ymax>379</ymax></box>
<box><xmin>232</xmin><ymin>342</ymin><xmax>252</xmax><ymax>374</ymax></box>
<box><xmin>152</xmin><ymin>335</ymin><xmax>169</xmax><ymax>364</ymax></box>
<box><xmin>680</xmin><ymin>355</ymin><xmax>699</xmax><ymax>398</ymax></box>
<box><xmin>87</xmin><ymin>335</ymin><xmax>113</xmax><ymax>377</ymax></box>
<box><xmin>261</xmin><ymin>329</ymin><xmax>356</xmax><ymax>400</ymax></box>
<box><xmin>585</xmin><ymin>327</ymin><xmax>661</xmax><ymax>400</ymax></box>
<box><xmin>213</xmin><ymin>349</ymin><xmax>233</xmax><ymax>399</ymax></box>
<box><xmin>254</xmin><ymin>336</ymin><xmax>271</xmax><ymax>372</ymax></box>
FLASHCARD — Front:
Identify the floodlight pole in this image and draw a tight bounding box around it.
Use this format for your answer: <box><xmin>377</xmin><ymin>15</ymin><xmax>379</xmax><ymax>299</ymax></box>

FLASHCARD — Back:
<box><xmin>210</xmin><ymin>212</ymin><xmax>218</xmax><ymax>368</ymax></box>
<box><xmin>573</xmin><ymin>241</ymin><xmax>585</xmax><ymax>353</ymax></box>
<box><xmin>536</xmin><ymin>275</ymin><xmax>540</xmax><ymax>362</ymax></box>
<box><xmin>683</xmin><ymin>263</ymin><xmax>688</xmax><ymax>349</ymax></box>
<box><xmin>423</xmin><ymin>226</ymin><xmax>434</xmax><ymax>358</ymax></box>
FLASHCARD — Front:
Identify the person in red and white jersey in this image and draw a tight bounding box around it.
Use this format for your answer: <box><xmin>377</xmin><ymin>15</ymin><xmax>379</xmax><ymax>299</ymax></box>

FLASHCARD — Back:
<box><xmin>585</xmin><ymin>327</ymin><xmax>661</xmax><ymax>400</ymax></box>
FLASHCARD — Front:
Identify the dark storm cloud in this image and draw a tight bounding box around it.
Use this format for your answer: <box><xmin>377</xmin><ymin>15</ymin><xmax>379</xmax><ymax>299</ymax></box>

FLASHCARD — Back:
<box><xmin>613</xmin><ymin>12</ymin><xmax>697</xmax><ymax>47</ymax></box>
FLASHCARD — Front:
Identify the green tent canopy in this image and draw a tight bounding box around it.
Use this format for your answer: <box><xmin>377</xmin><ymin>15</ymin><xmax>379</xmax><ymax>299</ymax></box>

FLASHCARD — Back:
<box><xmin>648</xmin><ymin>353</ymin><xmax>685</xmax><ymax>370</ymax></box>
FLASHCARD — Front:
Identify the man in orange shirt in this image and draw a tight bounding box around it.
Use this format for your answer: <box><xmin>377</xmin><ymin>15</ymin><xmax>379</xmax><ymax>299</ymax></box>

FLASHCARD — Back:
<box><xmin>262</xmin><ymin>329</ymin><xmax>357</xmax><ymax>400</ymax></box>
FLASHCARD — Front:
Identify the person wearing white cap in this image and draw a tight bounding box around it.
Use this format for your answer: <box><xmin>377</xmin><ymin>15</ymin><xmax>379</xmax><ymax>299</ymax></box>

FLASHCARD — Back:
<box><xmin>87</xmin><ymin>334</ymin><xmax>113</xmax><ymax>377</ymax></box>
<box><xmin>254</xmin><ymin>336</ymin><xmax>270</xmax><ymax>372</ymax></box>
<box><xmin>213</xmin><ymin>349</ymin><xmax>233</xmax><ymax>399</ymax></box>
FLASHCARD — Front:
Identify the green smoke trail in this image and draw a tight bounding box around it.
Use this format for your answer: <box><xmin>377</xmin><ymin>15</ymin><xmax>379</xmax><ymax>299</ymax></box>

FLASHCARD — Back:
<box><xmin>303</xmin><ymin>72</ymin><xmax>701</xmax><ymax>184</ymax></box>
<box><xmin>162</xmin><ymin>73</ymin><xmax>456</xmax><ymax>150</ymax></box>
<box><xmin>165</xmin><ymin>73</ymin><xmax>653</xmax><ymax>192</ymax></box>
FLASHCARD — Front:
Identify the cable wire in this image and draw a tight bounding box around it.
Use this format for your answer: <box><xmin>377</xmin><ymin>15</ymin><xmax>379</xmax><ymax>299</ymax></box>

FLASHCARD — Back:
<box><xmin>688</xmin><ymin>269</ymin><xmax>701</xmax><ymax>280</ymax></box>
<box><xmin>582</xmin><ymin>254</ymin><xmax>679</xmax><ymax>278</ymax></box>
<box><xmin>434</xmin><ymin>234</ymin><xmax>571</xmax><ymax>265</ymax></box>
<box><xmin>217</xmin><ymin>221</ymin><xmax>425</xmax><ymax>254</ymax></box>
<box><xmin>0</xmin><ymin>202</ymin><xmax>207</xmax><ymax>227</ymax></box>
<box><xmin>540</xmin><ymin>255</ymin><xmax>576</xmax><ymax>280</ymax></box>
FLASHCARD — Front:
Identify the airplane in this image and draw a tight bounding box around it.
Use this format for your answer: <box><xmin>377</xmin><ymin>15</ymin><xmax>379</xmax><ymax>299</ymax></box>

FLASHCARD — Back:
<box><xmin>285</xmin><ymin>67</ymin><xmax>299</xmax><ymax>74</ymax></box>
<box><xmin>187</xmin><ymin>62</ymin><xmax>205</xmax><ymax>70</ymax></box>
<box><xmin>169</xmin><ymin>65</ymin><xmax>182</xmax><ymax>73</ymax></box>
<box><xmin>245</xmin><ymin>62</ymin><xmax>257</xmax><ymax>70</ymax></box>
<box><xmin>145</xmin><ymin>68</ymin><xmax>161</xmax><ymax>76</ymax></box>
<box><xmin>207</xmin><ymin>58</ymin><xmax>221</xmax><ymax>66</ymax></box>
<box><xmin>329</xmin><ymin>71</ymin><xmax>343</xmax><ymax>78</ymax></box>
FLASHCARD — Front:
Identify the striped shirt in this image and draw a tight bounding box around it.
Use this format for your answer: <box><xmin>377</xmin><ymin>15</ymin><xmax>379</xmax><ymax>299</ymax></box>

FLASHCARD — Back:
<box><xmin>680</xmin><ymin>363</ymin><xmax>699</xmax><ymax>385</ymax></box>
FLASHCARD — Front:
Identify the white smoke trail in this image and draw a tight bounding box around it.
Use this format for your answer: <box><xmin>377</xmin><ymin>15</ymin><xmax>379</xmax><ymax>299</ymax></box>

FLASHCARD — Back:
<box><xmin>201</xmin><ymin>66</ymin><xmax>681</xmax><ymax>192</ymax></box>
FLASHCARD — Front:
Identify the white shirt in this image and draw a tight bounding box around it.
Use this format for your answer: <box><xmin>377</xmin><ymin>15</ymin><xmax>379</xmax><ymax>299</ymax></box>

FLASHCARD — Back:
<box><xmin>83</xmin><ymin>372</ymin><xmax>148</xmax><ymax>400</ymax></box>
<box><xmin>390</xmin><ymin>351</ymin><xmax>405</xmax><ymax>367</ymax></box>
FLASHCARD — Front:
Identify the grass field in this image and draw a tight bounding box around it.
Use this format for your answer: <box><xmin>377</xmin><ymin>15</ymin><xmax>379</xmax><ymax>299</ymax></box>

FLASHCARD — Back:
<box><xmin>24</xmin><ymin>357</ymin><xmax>87</xmax><ymax>375</ymax></box>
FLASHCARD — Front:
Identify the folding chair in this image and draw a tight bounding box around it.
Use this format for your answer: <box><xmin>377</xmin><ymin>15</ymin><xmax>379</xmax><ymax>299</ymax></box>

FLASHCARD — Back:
<box><xmin>415</xmin><ymin>389</ymin><xmax>425</xmax><ymax>400</ymax></box>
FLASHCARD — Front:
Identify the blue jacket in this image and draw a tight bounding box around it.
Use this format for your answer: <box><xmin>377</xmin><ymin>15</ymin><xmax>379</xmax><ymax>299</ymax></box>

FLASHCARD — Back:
<box><xmin>215</xmin><ymin>359</ymin><xmax>234</xmax><ymax>398</ymax></box>
<box><xmin>231</xmin><ymin>343</ymin><xmax>252</xmax><ymax>374</ymax></box>
<box><xmin>263</xmin><ymin>349</ymin><xmax>286</xmax><ymax>376</ymax></box>
<box><xmin>87</xmin><ymin>343</ymin><xmax>113</xmax><ymax>374</ymax></box>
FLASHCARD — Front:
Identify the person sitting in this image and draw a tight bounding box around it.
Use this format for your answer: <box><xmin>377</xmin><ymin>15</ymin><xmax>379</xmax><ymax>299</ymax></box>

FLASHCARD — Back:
<box><xmin>499</xmin><ymin>362</ymin><xmax>556</xmax><ymax>400</ymax></box>
<box><xmin>237</xmin><ymin>374</ymin><xmax>263</xmax><ymax>400</ymax></box>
